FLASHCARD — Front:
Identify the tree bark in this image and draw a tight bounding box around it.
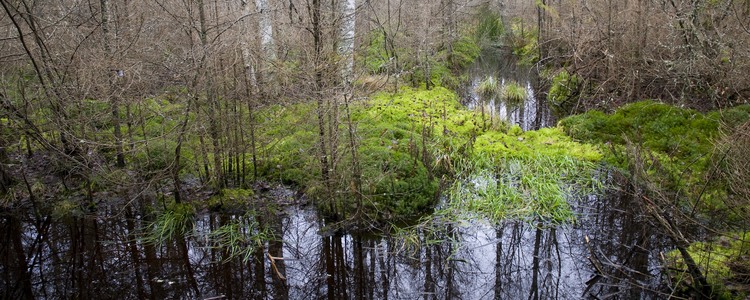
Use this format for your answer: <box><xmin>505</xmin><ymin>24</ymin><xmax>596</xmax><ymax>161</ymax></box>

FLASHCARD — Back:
<box><xmin>338</xmin><ymin>0</ymin><xmax>356</xmax><ymax>86</ymax></box>
<box><xmin>256</xmin><ymin>0</ymin><xmax>277</xmax><ymax>91</ymax></box>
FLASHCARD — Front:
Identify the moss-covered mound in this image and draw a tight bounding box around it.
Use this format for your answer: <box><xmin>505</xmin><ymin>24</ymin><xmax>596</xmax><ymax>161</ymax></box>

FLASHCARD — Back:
<box><xmin>559</xmin><ymin>101</ymin><xmax>750</xmax><ymax>200</ymax></box>
<box><xmin>560</xmin><ymin>101</ymin><xmax>750</xmax><ymax>298</ymax></box>
<box><xmin>666</xmin><ymin>235</ymin><xmax>750</xmax><ymax>299</ymax></box>
<box><xmin>355</xmin><ymin>88</ymin><xmax>602</xmax><ymax>224</ymax></box>
<box><xmin>254</xmin><ymin>86</ymin><xmax>603</xmax><ymax>225</ymax></box>
<box><xmin>350</xmin><ymin>87</ymin><xmax>476</xmax><ymax>219</ymax></box>
<box><xmin>447</xmin><ymin>125</ymin><xmax>601</xmax><ymax>224</ymax></box>
<box><xmin>560</xmin><ymin>101</ymin><xmax>723</xmax><ymax>161</ymax></box>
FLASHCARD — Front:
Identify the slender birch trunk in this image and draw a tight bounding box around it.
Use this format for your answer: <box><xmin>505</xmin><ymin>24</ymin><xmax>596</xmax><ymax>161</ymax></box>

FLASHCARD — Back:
<box><xmin>338</xmin><ymin>0</ymin><xmax>356</xmax><ymax>85</ymax></box>
<box><xmin>256</xmin><ymin>0</ymin><xmax>277</xmax><ymax>90</ymax></box>
<box><xmin>338</xmin><ymin>0</ymin><xmax>362</xmax><ymax>212</ymax></box>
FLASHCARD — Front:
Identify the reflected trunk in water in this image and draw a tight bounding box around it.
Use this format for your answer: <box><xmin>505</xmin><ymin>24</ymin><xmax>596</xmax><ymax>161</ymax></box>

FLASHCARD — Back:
<box><xmin>2</xmin><ymin>215</ymin><xmax>34</xmax><ymax>299</ymax></box>
<box><xmin>269</xmin><ymin>215</ymin><xmax>288</xmax><ymax>299</ymax></box>
<box><xmin>424</xmin><ymin>235</ymin><xmax>435</xmax><ymax>300</ymax></box>
<box><xmin>323</xmin><ymin>235</ymin><xmax>348</xmax><ymax>299</ymax></box>
<box><xmin>125</xmin><ymin>207</ymin><xmax>147</xmax><ymax>300</ymax></box>
<box><xmin>529</xmin><ymin>222</ymin><xmax>542</xmax><ymax>300</ymax></box>
<box><xmin>353</xmin><ymin>235</ymin><xmax>365</xmax><ymax>299</ymax></box>
<box><xmin>0</xmin><ymin>179</ymin><xmax>673</xmax><ymax>299</ymax></box>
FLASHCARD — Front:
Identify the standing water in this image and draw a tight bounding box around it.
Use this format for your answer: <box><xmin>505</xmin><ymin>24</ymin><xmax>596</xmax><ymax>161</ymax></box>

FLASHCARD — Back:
<box><xmin>0</xmin><ymin>183</ymin><xmax>670</xmax><ymax>299</ymax></box>
<box><xmin>1</xmin><ymin>53</ymin><xmax>673</xmax><ymax>299</ymax></box>
<box><xmin>462</xmin><ymin>50</ymin><xmax>552</xmax><ymax>131</ymax></box>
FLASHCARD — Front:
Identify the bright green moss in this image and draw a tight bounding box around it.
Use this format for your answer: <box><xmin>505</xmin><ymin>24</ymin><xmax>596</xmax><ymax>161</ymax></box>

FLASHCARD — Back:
<box><xmin>253</xmin><ymin>102</ymin><xmax>318</xmax><ymax>185</ymax></box>
<box><xmin>666</xmin><ymin>235</ymin><xmax>750</xmax><ymax>299</ymax></box>
<box><xmin>359</xmin><ymin>86</ymin><xmax>482</xmax><ymax>138</ymax></box>
<box><xmin>253</xmin><ymin>86</ymin><xmax>603</xmax><ymax>224</ymax></box>
<box><xmin>358</xmin><ymin>145</ymin><xmax>437</xmax><ymax>217</ymax></box>
<box><xmin>359</xmin><ymin>87</ymin><xmax>602</xmax><ymax>223</ymax></box>
<box><xmin>560</xmin><ymin>100</ymin><xmax>725</xmax><ymax>167</ymax></box>
<box><xmin>547</xmin><ymin>69</ymin><xmax>581</xmax><ymax>117</ymax></box>
<box><xmin>560</xmin><ymin>101</ymin><xmax>750</xmax><ymax>222</ymax></box>
<box><xmin>474</xmin><ymin>127</ymin><xmax>602</xmax><ymax>162</ymax></box>
<box><xmin>349</xmin><ymin>87</ymin><xmax>481</xmax><ymax>218</ymax></box>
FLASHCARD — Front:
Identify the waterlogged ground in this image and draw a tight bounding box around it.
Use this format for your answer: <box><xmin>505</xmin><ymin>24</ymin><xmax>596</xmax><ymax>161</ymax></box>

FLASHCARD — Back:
<box><xmin>0</xmin><ymin>183</ymin><xmax>672</xmax><ymax>300</ymax></box>
<box><xmin>3</xmin><ymin>51</ymin><xmax>714</xmax><ymax>299</ymax></box>
<box><xmin>462</xmin><ymin>50</ymin><xmax>551</xmax><ymax>131</ymax></box>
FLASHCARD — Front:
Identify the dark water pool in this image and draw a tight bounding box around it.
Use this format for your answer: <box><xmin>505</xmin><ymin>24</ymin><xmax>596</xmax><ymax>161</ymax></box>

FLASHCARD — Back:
<box><xmin>1</xmin><ymin>182</ymin><xmax>672</xmax><ymax>300</ymax></box>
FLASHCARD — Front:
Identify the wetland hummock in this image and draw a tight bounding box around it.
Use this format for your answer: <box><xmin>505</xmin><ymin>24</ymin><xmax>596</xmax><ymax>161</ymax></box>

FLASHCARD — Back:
<box><xmin>3</xmin><ymin>1</ymin><xmax>750</xmax><ymax>299</ymax></box>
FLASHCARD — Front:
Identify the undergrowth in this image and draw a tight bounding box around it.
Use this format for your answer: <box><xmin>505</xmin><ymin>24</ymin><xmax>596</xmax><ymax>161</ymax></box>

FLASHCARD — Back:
<box><xmin>666</xmin><ymin>234</ymin><xmax>750</xmax><ymax>299</ymax></box>
<box><xmin>560</xmin><ymin>101</ymin><xmax>750</xmax><ymax>298</ymax></box>
<box><xmin>559</xmin><ymin>101</ymin><xmax>750</xmax><ymax>203</ymax></box>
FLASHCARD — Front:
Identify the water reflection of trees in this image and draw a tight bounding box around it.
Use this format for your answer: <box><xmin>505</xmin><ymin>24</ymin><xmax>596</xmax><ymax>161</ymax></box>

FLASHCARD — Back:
<box><xmin>1</xmin><ymin>185</ymin><xmax>672</xmax><ymax>299</ymax></box>
<box><xmin>579</xmin><ymin>186</ymin><xmax>667</xmax><ymax>299</ymax></box>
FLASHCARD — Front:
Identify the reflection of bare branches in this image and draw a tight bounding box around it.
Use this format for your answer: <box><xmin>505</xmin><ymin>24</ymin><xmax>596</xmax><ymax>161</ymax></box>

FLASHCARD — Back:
<box><xmin>268</xmin><ymin>252</ymin><xmax>286</xmax><ymax>280</ymax></box>
<box><xmin>4</xmin><ymin>186</ymin><xmax>684</xmax><ymax>299</ymax></box>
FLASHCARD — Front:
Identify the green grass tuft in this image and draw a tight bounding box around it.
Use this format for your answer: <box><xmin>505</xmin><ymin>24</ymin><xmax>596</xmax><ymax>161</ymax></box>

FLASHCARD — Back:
<box><xmin>147</xmin><ymin>202</ymin><xmax>196</xmax><ymax>246</ymax></box>
<box><xmin>476</xmin><ymin>76</ymin><xmax>501</xmax><ymax>98</ymax></box>
<box><xmin>502</xmin><ymin>80</ymin><xmax>527</xmax><ymax>107</ymax></box>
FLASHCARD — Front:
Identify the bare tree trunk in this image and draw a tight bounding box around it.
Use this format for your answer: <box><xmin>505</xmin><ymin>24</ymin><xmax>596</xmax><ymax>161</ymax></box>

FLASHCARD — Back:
<box><xmin>256</xmin><ymin>0</ymin><xmax>277</xmax><ymax>92</ymax></box>
<box><xmin>0</xmin><ymin>95</ymin><xmax>13</xmax><ymax>194</ymax></box>
<box><xmin>338</xmin><ymin>0</ymin><xmax>356</xmax><ymax>85</ymax></box>
<box><xmin>240</xmin><ymin>0</ymin><xmax>260</xmax><ymax>95</ymax></box>
<box><xmin>337</xmin><ymin>0</ymin><xmax>362</xmax><ymax>213</ymax></box>
<box><xmin>173</xmin><ymin>98</ymin><xmax>192</xmax><ymax>204</ymax></box>
<box><xmin>307</xmin><ymin>0</ymin><xmax>334</xmax><ymax>212</ymax></box>
<box><xmin>101</xmin><ymin>0</ymin><xmax>126</xmax><ymax>168</ymax></box>
<box><xmin>197</xmin><ymin>0</ymin><xmax>224</xmax><ymax>188</ymax></box>
<box><xmin>239</xmin><ymin>0</ymin><xmax>260</xmax><ymax>180</ymax></box>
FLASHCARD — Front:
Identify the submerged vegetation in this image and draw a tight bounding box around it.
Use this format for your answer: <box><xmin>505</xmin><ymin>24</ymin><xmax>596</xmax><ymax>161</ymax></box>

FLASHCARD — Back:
<box><xmin>501</xmin><ymin>81</ymin><xmax>526</xmax><ymax>107</ymax></box>
<box><xmin>147</xmin><ymin>202</ymin><xmax>196</xmax><ymax>246</ymax></box>
<box><xmin>145</xmin><ymin>200</ymin><xmax>268</xmax><ymax>263</ymax></box>
<box><xmin>448</xmin><ymin>127</ymin><xmax>601</xmax><ymax>224</ymax></box>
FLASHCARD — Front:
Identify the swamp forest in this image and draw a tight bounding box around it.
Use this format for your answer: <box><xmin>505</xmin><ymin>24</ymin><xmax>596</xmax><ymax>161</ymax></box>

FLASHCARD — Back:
<box><xmin>2</xmin><ymin>0</ymin><xmax>750</xmax><ymax>299</ymax></box>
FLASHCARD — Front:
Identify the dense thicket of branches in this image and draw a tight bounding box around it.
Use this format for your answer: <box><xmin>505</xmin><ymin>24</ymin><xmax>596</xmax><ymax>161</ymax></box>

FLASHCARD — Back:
<box><xmin>0</xmin><ymin>0</ymin><xmax>481</xmax><ymax>204</ymax></box>
<box><xmin>505</xmin><ymin>0</ymin><xmax>750</xmax><ymax>112</ymax></box>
